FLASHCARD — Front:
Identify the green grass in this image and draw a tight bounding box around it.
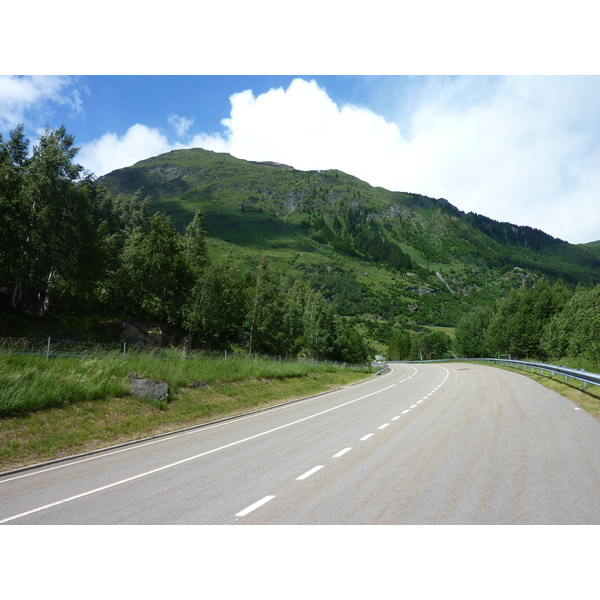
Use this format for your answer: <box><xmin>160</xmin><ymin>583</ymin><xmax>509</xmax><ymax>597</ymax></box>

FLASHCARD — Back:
<box><xmin>0</xmin><ymin>352</ymin><xmax>372</xmax><ymax>471</ymax></box>
<box><xmin>0</xmin><ymin>351</ymin><xmax>368</xmax><ymax>418</ymax></box>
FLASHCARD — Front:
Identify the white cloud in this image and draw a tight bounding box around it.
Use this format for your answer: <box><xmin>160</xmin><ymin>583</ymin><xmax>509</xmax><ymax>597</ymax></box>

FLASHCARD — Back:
<box><xmin>211</xmin><ymin>77</ymin><xmax>600</xmax><ymax>243</ymax></box>
<box><xmin>0</xmin><ymin>75</ymin><xmax>81</xmax><ymax>131</ymax></box>
<box><xmin>168</xmin><ymin>114</ymin><xmax>194</xmax><ymax>137</ymax></box>
<box><xmin>79</xmin><ymin>123</ymin><xmax>232</xmax><ymax>177</ymax></box>
<box><xmin>78</xmin><ymin>124</ymin><xmax>176</xmax><ymax>176</ymax></box>
<box><xmin>79</xmin><ymin>76</ymin><xmax>600</xmax><ymax>243</ymax></box>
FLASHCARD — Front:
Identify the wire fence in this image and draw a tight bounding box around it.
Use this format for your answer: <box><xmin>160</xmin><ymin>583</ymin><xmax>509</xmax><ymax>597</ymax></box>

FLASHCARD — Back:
<box><xmin>0</xmin><ymin>336</ymin><xmax>368</xmax><ymax>370</ymax></box>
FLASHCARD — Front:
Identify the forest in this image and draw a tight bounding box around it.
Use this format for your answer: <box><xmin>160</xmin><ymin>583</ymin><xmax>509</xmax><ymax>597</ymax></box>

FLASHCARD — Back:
<box><xmin>454</xmin><ymin>278</ymin><xmax>600</xmax><ymax>365</ymax></box>
<box><xmin>0</xmin><ymin>125</ymin><xmax>371</xmax><ymax>364</ymax></box>
<box><xmin>4</xmin><ymin>124</ymin><xmax>600</xmax><ymax>369</ymax></box>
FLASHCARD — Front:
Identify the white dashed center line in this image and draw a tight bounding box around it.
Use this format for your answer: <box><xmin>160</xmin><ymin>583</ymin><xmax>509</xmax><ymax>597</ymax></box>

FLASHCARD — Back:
<box><xmin>333</xmin><ymin>447</ymin><xmax>352</xmax><ymax>458</ymax></box>
<box><xmin>378</xmin><ymin>423</ymin><xmax>390</xmax><ymax>430</ymax></box>
<box><xmin>296</xmin><ymin>465</ymin><xmax>325</xmax><ymax>480</ymax></box>
<box><xmin>360</xmin><ymin>434</ymin><xmax>374</xmax><ymax>441</ymax></box>
<box><xmin>235</xmin><ymin>495</ymin><xmax>275</xmax><ymax>517</ymax></box>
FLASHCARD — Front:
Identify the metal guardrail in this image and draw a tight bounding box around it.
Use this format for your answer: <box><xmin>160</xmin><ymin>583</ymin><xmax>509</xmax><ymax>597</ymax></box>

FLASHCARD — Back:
<box><xmin>474</xmin><ymin>358</ymin><xmax>600</xmax><ymax>389</ymax></box>
<box><xmin>373</xmin><ymin>365</ymin><xmax>390</xmax><ymax>376</ymax></box>
<box><xmin>389</xmin><ymin>358</ymin><xmax>600</xmax><ymax>389</ymax></box>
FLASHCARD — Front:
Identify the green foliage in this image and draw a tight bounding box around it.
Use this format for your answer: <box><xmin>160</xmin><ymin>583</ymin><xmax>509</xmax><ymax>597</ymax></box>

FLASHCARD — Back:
<box><xmin>4</xmin><ymin>126</ymin><xmax>600</xmax><ymax>370</ymax></box>
<box><xmin>454</xmin><ymin>305</ymin><xmax>493</xmax><ymax>358</ymax></box>
<box><xmin>334</xmin><ymin>322</ymin><xmax>373</xmax><ymax>364</ymax></box>
<box><xmin>0</xmin><ymin>125</ymin><xmax>109</xmax><ymax>315</ymax></box>
<box><xmin>245</xmin><ymin>258</ymin><xmax>287</xmax><ymax>355</ymax></box>
<box><xmin>541</xmin><ymin>285</ymin><xmax>600</xmax><ymax>364</ymax></box>
<box><xmin>183</xmin><ymin>250</ymin><xmax>247</xmax><ymax>349</ymax></box>
<box><xmin>387</xmin><ymin>329</ymin><xmax>412</xmax><ymax>360</ymax></box>
<box><xmin>116</xmin><ymin>212</ymin><xmax>192</xmax><ymax>321</ymax></box>
<box><xmin>410</xmin><ymin>331</ymin><xmax>451</xmax><ymax>360</ymax></box>
<box><xmin>484</xmin><ymin>278</ymin><xmax>571</xmax><ymax>359</ymax></box>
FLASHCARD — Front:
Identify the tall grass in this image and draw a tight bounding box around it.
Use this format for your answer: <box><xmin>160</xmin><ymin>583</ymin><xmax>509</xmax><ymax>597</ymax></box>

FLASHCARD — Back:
<box><xmin>0</xmin><ymin>351</ymin><xmax>370</xmax><ymax>418</ymax></box>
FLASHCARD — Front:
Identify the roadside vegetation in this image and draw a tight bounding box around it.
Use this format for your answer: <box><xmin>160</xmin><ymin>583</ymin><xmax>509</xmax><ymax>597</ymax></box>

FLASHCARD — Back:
<box><xmin>0</xmin><ymin>352</ymin><xmax>372</xmax><ymax>471</ymax></box>
<box><xmin>453</xmin><ymin>278</ymin><xmax>600</xmax><ymax>366</ymax></box>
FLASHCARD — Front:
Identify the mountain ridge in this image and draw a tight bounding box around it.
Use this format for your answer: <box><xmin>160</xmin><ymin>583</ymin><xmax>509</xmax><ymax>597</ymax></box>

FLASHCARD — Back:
<box><xmin>99</xmin><ymin>147</ymin><xmax>600</xmax><ymax>330</ymax></box>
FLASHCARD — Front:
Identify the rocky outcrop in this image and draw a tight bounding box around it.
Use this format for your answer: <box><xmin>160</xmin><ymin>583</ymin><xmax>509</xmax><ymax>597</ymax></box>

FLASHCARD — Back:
<box><xmin>128</xmin><ymin>372</ymin><xmax>170</xmax><ymax>401</ymax></box>
<box><xmin>121</xmin><ymin>322</ymin><xmax>163</xmax><ymax>348</ymax></box>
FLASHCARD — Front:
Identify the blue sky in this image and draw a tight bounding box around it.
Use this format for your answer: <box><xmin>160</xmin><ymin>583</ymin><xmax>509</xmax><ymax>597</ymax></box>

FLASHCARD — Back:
<box><xmin>3</xmin><ymin>74</ymin><xmax>600</xmax><ymax>245</ymax></box>
<box><xmin>2</xmin><ymin>4</ymin><xmax>600</xmax><ymax>246</ymax></box>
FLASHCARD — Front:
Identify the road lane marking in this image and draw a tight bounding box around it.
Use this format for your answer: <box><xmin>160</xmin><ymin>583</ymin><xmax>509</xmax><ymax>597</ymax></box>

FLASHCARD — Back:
<box><xmin>378</xmin><ymin>423</ymin><xmax>390</xmax><ymax>430</ymax></box>
<box><xmin>401</xmin><ymin>409</ymin><xmax>410</xmax><ymax>414</ymax></box>
<box><xmin>0</xmin><ymin>383</ymin><xmax>398</xmax><ymax>524</ymax></box>
<box><xmin>417</xmin><ymin>400</ymin><xmax>423</xmax><ymax>404</ymax></box>
<box><xmin>235</xmin><ymin>495</ymin><xmax>275</xmax><ymax>517</ymax></box>
<box><xmin>360</xmin><ymin>434</ymin><xmax>374</xmax><ymax>441</ymax></box>
<box><xmin>296</xmin><ymin>465</ymin><xmax>324</xmax><ymax>480</ymax></box>
<box><xmin>391</xmin><ymin>416</ymin><xmax>401</xmax><ymax>420</ymax></box>
<box><xmin>333</xmin><ymin>448</ymin><xmax>352</xmax><ymax>458</ymax></box>
<box><xmin>1</xmin><ymin>375</ymin><xmax>403</xmax><ymax>485</ymax></box>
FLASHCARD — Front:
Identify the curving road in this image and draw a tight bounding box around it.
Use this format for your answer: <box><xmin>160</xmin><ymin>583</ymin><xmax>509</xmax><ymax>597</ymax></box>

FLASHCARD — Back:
<box><xmin>2</xmin><ymin>363</ymin><xmax>600</xmax><ymax>524</ymax></box>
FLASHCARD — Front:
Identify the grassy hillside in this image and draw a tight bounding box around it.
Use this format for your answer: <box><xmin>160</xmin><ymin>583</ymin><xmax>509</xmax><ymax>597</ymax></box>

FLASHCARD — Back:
<box><xmin>99</xmin><ymin>148</ymin><xmax>600</xmax><ymax>333</ymax></box>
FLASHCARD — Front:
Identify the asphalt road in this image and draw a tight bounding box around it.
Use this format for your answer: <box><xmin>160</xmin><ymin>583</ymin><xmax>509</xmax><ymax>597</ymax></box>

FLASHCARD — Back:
<box><xmin>3</xmin><ymin>363</ymin><xmax>600</xmax><ymax>525</ymax></box>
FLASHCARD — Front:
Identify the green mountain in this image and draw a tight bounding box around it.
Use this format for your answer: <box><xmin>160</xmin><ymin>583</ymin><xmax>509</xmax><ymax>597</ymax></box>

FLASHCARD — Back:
<box><xmin>580</xmin><ymin>240</ymin><xmax>600</xmax><ymax>256</ymax></box>
<box><xmin>99</xmin><ymin>148</ymin><xmax>600</xmax><ymax>333</ymax></box>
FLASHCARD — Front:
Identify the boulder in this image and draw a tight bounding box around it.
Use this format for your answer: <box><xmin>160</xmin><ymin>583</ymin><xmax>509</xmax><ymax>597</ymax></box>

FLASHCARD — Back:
<box><xmin>128</xmin><ymin>371</ymin><xmax>170</xmax><ymax>401</ymax></box>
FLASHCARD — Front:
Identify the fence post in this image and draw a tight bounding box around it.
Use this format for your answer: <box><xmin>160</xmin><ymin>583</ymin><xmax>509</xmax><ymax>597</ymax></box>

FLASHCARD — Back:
<box><xmin>123</xmin><ymin>342</ymin><xmax>126</xmax><ymax>360</ymax></box>
<box><xmin>225</xmin><ymin>350</ymin><xmax>227</xmax><ymax>360</ymax></box>
<box><xmin>46</xmin><ymin>337</ymin><xmax>51</xmax><ymax>360</ymax></box>
<box><xmin>183</xmin><ymin>345</ymin><xmax>187</xmax><ymax>359</ymax></box>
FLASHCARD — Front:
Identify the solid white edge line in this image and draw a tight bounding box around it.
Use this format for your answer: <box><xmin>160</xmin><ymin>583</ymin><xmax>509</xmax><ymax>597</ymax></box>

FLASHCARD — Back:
<box><xmin>0</xmin><ymin>383</ymin><xmax>397</xmax><ymax>523</ymax></box>
<box><xmin>333</xmin><ymin>448</ymin><xmax>352</xmax><ymax>458</ymax></box>
<box><xmin>1</xmin><ymin>371</ymin><xmax>399</xmax><ymax>484</ymax></box>
<box><xmin>235</xmin><ymin>495</ymin><xmax>276</xmax><ymax>517</ymax></box>
<box><xmin>296</xmin><ymin>465</ymin><xmax>324</xmax><ymax>480</ymax></box>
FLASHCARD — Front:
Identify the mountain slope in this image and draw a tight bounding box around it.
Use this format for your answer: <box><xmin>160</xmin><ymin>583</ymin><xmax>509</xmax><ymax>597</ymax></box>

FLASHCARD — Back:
<box><xmin>99</xmin><ymin>148</ymin><xmax>600</xmax><ymax>329</ymax></box>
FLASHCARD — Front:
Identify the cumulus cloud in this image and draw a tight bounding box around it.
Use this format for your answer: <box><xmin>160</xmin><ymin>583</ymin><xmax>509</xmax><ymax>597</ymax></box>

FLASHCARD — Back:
<box><xmin>0</xmin><ymin>75</ymin><xmax>81</xmax><ymax>131</ymax></box>
<box><xmin>78</xmin><ymin>124</ymin><xmax>176</xmax><ymax>176</ymax></box>
<box><xmin>79</xmin><ymin>122</ymin><xmax>231</xmax><ymax>177</ymax></box>
<box><xmin>78</xmin><ymin>76</ymin><xmax>600</xmax><ymax>243</ymax></box>
<box><xmin>213</xmin><ymin>77</ymin><xmax>600</xmax><ymax>243</ymax></box>
<box><xmin>168</xmin><ymin>113</ymin><xmax>194</xmax><ymax>137</ymax></box>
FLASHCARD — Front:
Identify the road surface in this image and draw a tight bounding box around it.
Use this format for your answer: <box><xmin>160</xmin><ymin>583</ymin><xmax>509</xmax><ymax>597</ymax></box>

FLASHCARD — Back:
<box><xmin>2</xmin><ymin>363</ymin><xmax>600</xmax><ymax>524</ymax></box>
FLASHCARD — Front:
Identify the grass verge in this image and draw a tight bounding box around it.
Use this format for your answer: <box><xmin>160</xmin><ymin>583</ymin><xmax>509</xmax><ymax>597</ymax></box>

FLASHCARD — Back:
<box><xmin>0</xmin><ymin>354</ymin><xmax>372</xmax><ymax>472</ymax></box>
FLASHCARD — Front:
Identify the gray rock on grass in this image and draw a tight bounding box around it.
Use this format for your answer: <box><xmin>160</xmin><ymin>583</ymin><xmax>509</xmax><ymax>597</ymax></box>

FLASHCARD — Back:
<box><xmin>128</xmin><ymin>371</ymin><xmax>170</xmax><ymax>401</ymax></box>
